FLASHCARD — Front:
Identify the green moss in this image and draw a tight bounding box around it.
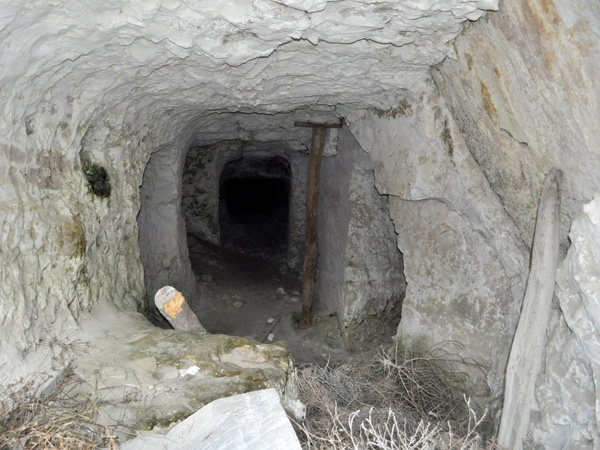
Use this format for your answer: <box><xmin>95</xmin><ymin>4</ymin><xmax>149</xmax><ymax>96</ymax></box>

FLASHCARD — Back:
<box><xmin>143</xmin><ymin>411</ymin><xmax>191</xmax><ymax>431</ymax></box>
<box><xmin>82</xmin><ymin>159</ymin><xmax>111</xmax><ymax>198</ymax></box>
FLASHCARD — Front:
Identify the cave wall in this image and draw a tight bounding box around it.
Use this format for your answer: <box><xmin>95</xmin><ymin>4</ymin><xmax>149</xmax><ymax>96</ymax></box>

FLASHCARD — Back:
<box><xmin>1</xmin><ymin>0</ymin><xmax>598</xmax><ymax>444</ymax></box>
<box><xmin>430</xmin><ymin>0</ymin><xmax>600</xmax><ymax>445</ymax></box>
<box><xmin>138</xmin><ymin>138</ymin><xmax>199</xmax><ymax>310</ymax></box>
<box><xmin>343</xmin><ymin>91</ymin><xmax>530</xmax><ymax>414</ymax></box>
<box><xmin>433</xmin><ymin>0</ymin><xmax>600</xmax><ymax>249</ymax></box>
<box><xmin>182</xmin><ymin>141</ymin><xmax>243</xmax><ymax>245</ymax></box>
<box><xmin>316</xmin><ymin>127</ymin><xmax>406</xmax><ymax>349</ymax></box>
<box><xmin>0</xmin><ymin>107</ymin><xmax>149</xmax><ymax>377</ymax></box>
<box><xmin>0</xmin><ymin>0</ymin><xmax>498</xmax><ymax>379</ymax></box>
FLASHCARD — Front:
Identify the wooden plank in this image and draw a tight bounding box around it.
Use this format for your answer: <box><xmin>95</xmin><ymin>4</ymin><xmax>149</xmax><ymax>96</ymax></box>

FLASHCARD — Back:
<box><xmin>497</xmin><ymin>168</ymin><xmax>562</xmax><ymax>450</ymax></box>
<box><xmin>300</xmin><ymin>126</ymin><xmax>328</xmax><ymax>328</ymax></box>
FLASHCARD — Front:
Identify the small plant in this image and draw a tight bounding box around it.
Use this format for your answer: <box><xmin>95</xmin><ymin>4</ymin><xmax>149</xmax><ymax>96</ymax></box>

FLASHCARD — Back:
<box><xmin>291</xmin><ymin>343</ymin><xmax>497</xmax><ymax>449</ymax></box>
<box><xmin>82</xmin><ymin>159</ymin><xmax>111</xmax><ymax>198</ymax></box>
<box><xmin>0</xmin><ymin>338</ymin><xmax>118</xmax><ymax>449</ymax></box>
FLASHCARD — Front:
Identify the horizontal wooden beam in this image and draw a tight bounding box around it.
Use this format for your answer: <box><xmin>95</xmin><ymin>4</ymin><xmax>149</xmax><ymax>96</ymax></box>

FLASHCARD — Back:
<box><xmin>294</xmin><ymin>118</ymin><xmax>344</xmax><ymax>128</ymax></box>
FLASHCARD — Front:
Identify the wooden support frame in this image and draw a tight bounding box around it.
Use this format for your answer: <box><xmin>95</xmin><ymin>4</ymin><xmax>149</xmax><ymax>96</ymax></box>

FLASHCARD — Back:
<box><xmin>295</xmin><ymin>119</ymin><xmax>343</xmax><ymax>328</ymax></box>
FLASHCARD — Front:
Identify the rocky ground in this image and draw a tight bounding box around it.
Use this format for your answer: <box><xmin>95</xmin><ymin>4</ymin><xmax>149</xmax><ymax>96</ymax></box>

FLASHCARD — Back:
<box><xmin>187</xmin><ymin>232</ymin><xmax>349</xmax><ymax>366</ymax></box>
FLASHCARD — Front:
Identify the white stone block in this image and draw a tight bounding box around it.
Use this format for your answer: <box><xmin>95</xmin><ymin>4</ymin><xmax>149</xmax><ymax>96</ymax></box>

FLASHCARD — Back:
<box><xmin>120</xmin><ymin>388</ymin><xmax>302</xmax><ymax>450</ymax></box>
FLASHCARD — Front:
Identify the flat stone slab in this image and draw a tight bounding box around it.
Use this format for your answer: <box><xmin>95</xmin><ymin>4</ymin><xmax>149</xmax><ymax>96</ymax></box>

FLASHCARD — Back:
<box><xmin>120</xmin><ymin>388</ymin><xmax>302</xmax><ymax>450</ymax></box>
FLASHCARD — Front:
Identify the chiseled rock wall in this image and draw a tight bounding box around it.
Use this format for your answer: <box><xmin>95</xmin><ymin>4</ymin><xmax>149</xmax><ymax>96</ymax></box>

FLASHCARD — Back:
<box><xmin>182</xmin><ymin>141</ymin><xmax>243</xmax><ymax>245</ymax></box>
<box><xmin>433</xmin><ymin>0</ymin><xmax>600</xmax><ymax>249</ymax></box>
<box><xmin>0</xmin><ymin>103</ymin><xmax>149</xmax><ymax>373</ymax></box>
<box><xmin>317</xmin><ymin>127</ymin><xmax>405</xmax><ymax>348</ymax></box>
<box><xmin>0</xmin><ymin>0</ymin><xmax>500</xmax><ymax>374</ymax></box>
<box><xmin>344</xmin><ymin>92</ymin><xmax>529</xmax><ymax>413</ymax></box>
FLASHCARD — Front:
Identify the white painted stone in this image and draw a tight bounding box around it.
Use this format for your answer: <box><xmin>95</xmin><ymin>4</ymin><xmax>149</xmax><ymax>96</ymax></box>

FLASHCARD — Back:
<box><xmin>119</xmin><ymin>388</ymin><xmax>302</xmax><ymax>450</ymax></box>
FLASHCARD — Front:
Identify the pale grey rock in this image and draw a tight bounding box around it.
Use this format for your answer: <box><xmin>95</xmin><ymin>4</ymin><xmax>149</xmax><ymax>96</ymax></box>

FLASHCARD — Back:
<box><xmin>180</xmin><ymin>136</ymin><xmax>309</xmax><ymax>271</ymax></box>
<box><xmin>316</xmin><ymin>127</ymin><xmax>405</xmax><ymax>348</ymax></box>
<box><xmin>0</xmin><ymin>0</ymin><xmax>500</xmax><ymax>370</ymax></box>
<box><xmin>0</xmin><ymin>0</ymin><xmax>597</xmax><ymax>444</ymax></box>
<box><xmin>119</xmin><ymin>388</ymin><xmax>302</xmax><ymax>450</ymax></box>
<box><xmin>65</xmin><ymin>307</ymin><xmax>297</xmax><ymax>441</ymax></box>
<box><xmin>531</xmin><ymin>194</ymin><xmax>600</xmax><ymax>448</ymax></box>
<box><xmin>433</xmin><ymin>0</ymin><xmax>600</xmax><ymax>251</ymax></box>
<box><xmin>345</xmin><ymin>93</ymin><xmax>529</xmax><ymax>412</ymax></box>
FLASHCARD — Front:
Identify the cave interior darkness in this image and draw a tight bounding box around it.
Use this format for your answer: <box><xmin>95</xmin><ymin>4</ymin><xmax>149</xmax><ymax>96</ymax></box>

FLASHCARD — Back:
<box><xmin>218</xmin><ymin>155</ymin><xmax>291</xmax><ymax>259</ymax></box>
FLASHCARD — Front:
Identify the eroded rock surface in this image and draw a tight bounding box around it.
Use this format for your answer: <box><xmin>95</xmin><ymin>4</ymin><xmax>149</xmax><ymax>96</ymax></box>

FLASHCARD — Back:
<box><xmin>67</xmin><ymin>307</ymin><xmax>297</xmax><ymax>440</ymax></box>
<box><xmin>346</xmin><ymin>93</ymin><xmax>529</xmax><ymax>413</ymax></box>
<box><xmin>433</xmin><ymin>0</ymin><xmax>600</xmax><ymax>249</ymax></box>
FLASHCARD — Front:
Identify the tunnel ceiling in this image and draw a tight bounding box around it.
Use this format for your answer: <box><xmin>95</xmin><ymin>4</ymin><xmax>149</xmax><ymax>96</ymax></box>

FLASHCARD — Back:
<box><xmin>1</xmin><ymin>0</ymin><xmax>498</xmax><ymax>145</ymax></box>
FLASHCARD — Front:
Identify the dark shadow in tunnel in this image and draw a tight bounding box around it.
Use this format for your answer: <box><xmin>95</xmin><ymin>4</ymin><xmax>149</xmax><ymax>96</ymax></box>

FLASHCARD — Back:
<box><xmin>218</xmin><ymin>156</ymin><xmax>291</xmax><ymax>260</ymax></box>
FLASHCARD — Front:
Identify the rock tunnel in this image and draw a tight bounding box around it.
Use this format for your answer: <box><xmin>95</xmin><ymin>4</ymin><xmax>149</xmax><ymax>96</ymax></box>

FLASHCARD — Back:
<box><xmin>1</xmin><ymin>0</ymin><xmax>600</xmax><ymax>447</ymax></box>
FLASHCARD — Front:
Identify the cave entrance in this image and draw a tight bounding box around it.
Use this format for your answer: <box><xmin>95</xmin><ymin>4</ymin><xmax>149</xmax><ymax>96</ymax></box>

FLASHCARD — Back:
<box><xmin>218</xmin><ymin>156</ymin><xmax>291</xmax><ymax>260</ymax></box>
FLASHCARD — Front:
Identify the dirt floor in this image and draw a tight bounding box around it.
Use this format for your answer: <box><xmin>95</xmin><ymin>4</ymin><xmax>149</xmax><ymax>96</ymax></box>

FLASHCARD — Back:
<box><xmin>187</xmin><ymin>232</ymin><xmax>350</xmax><ymax>365</ymax></box>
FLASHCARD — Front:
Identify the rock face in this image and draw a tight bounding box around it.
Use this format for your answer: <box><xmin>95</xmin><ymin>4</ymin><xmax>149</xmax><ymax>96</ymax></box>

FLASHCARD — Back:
<box><xmin>433</xmin><ymin>0</ymin><xmax>600</xmax><ymax>250</ymax></box>
<box><xmin>430</xmin><ymin>0</ymin><xmax>600</xmax><ymax>440</ymax></box>
<box><xmin>1</xmin><ymin>0</ymin><xmax>599</xmax><ymax>445</ymax></box>
<box><xmin>346</xmin><ymin>94</ymin><xmax>529</xmax><ymax>412</ymax></box>
<box><xmin>67</xmin><ymin>307</ymin><xmax>297</xmax><ymax>439</ymax></box>
<box><xmin>316</xmin><ymin>127</ymin><xmax>406</xmax><ymax>348</ymax></box>
<box><xmin>0</xmin><ymin>0</ymin><xmax>500</xmax><ymax>368</ymax></box>
<box><xmin>531</xmin><ymin>195</ymin><xmax>600</xmax><ymax>447</ymax></box>
<box><xmin>181</xmin><ymin>136</ymin><xmax>309</xmax><ymax>271</ymax></box>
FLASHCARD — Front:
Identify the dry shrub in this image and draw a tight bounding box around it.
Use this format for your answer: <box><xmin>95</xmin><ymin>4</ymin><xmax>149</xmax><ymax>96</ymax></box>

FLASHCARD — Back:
<box><xmin>0</xmin><ymin>339</ymin><xmax>118</xmax><ymax>450</ymax></box>
<box><xmin>293</xmin><ymin>341</ymin><xmax>499</xmax><ymax>449</ymax></box>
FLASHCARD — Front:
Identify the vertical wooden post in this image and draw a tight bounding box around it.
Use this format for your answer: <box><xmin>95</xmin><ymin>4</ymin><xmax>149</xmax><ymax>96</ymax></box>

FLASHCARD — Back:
<box><xmin>300</xmin><ymin>126</ymin><xmax>327</xmax><ymax>328</ymax></box>
<box><xmin>498</xmin><ymin>168</ymin><xmax>562</xmax><ymax>450</ymax></box>
<box><xmin>294</xmin><ymin>119</ymin><xmax>343</xmax><ymax>328</ymax></box>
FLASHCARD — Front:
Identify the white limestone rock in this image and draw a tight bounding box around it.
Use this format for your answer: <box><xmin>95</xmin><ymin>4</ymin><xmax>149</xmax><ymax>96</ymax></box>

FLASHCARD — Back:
<box><xmin>317</xmin><ymin>127</ymin><xmax>405</xmax><ymax>348</ymax></box>
<box><xmin>531</xmin><ymin>194</ymin><xmax>600</xmax><ymax>448</ymax></box>
<box><xmin>433</xmin><ymin>0</ymin><xmax>600</xmax><ymax>250</ymax></box>
<box><xmin>344</xmin><ymin>92</ymin><xmax>529</xmax><ymax>411</ymax></box>
<box><xmin>119</xmin><ymin>388</ymin><xmax>302</xmax><ymax>450</ymax></box>
<box><xmin>0</xmin><ymin>0</ymin><xmax>500</xmax><ymax>366</ymax></box>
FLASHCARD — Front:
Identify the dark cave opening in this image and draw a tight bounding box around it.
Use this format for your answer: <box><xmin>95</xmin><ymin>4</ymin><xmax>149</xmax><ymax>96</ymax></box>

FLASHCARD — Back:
<box><xmin>218</xmin><ymin>156</ymin><xmax>291</xmax><ymax>260</ymax></box>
